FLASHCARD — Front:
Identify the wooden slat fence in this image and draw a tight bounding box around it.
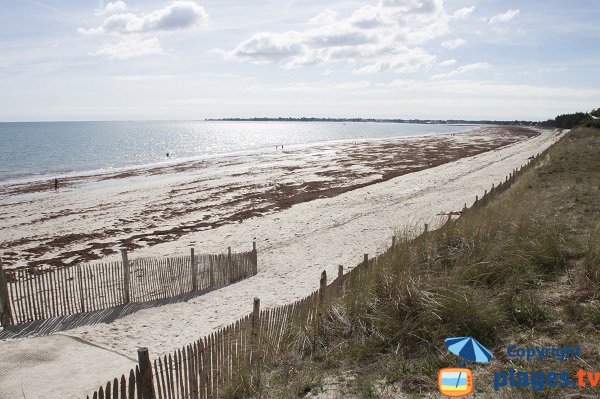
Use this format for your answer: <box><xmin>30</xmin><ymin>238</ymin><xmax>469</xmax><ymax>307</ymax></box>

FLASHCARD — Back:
<box><xmin>0</xmin><ymin>245</ymin><xmax>258</xmax><ymax>326</ymax></box>
<box><xmin>79</xmin><ymin>152</ymin><xmax>548</xmax><ymax>399</ymax></box>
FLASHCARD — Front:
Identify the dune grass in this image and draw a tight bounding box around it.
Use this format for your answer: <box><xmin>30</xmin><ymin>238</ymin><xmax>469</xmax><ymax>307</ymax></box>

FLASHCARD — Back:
<box><xmin>222</xmin><ymin>127</ymin><xmax>600</xmax><ymax>399</ymax></box>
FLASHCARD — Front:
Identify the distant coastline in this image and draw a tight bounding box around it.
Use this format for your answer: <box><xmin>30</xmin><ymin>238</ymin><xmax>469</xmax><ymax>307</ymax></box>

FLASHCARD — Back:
<box><xmin>205</xmin><ymin>117</ymin><xmax>539</xmax><ymax>126</ymax></box>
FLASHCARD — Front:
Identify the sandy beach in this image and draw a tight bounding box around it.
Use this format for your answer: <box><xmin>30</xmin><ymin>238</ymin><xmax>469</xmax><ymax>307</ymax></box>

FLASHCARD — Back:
<box><xmin>1</xmin><ymin>125</ymin><xmax>533</xmax><ymax>269</ymax></box>
<box><xmin>0</xmin><ymin>126</ymin><xmax>560</xmax><ymax>398</ymax></box>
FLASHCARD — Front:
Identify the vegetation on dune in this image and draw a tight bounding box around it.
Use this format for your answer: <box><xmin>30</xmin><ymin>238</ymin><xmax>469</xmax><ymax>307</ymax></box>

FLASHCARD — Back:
<box><xmin>222</xmin><ymin>127</ymin><xmax>600</xmax><ymax>399</ymax></box>
<box><xmin>541</xmin><ymin>107</ymin><xmax>600</xmax><ymax>129</ymax></box>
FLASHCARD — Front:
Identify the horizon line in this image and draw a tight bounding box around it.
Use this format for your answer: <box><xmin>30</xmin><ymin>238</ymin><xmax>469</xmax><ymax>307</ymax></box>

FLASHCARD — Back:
<box><xmin>0</xmin><ymin>116</ymin><xmax>547</xmax><ymax>124</ymax></box>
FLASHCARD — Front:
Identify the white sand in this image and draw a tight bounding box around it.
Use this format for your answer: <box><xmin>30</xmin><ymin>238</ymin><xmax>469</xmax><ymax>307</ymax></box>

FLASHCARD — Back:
<box><xmin>0</xmin><ymin>127</ymin><xmax>561</xmax><ymax>399</ymax></box>
<box><xmin>0</xmin><ymin>334</ymin><xmax>135</xmax><ymax>399</ymax></box>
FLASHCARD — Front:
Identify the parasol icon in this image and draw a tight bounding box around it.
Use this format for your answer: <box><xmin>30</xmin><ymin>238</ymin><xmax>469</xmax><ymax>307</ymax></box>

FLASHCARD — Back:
<box><xmin>444</xmin><ymin>336</ymin><xmax>493</xmax><ymax>363</ymax></box>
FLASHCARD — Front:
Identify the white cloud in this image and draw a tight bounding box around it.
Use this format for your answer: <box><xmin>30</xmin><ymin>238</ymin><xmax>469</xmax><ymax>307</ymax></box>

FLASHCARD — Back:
<box><xmin>350</xmin><ymin>5</ymin><xmax>384</xmax><ymax>29</ymax></box>
<box><xmin>80</xmin><ymin>1</ymin><xmax>208</xmax><ymax>60</ymax></box>
<box><xmin>80</xmin><ymin>1</ymin><xmax>209</xmax><ymax>35</ymax></box>
<box><xmin>352</xmin><ymin>47</ymin><xmax>436</xmax><ymax>74</ymax></box>
<box><xmin>308</xmin><ymin>10</ymin><xmax>339</xmax><ymax>26</ymax></box>
<box><xmin>452</xmin><ymin>6</ymin><xmax>475</xmax><ymax>19</ymax></box>
<box><xmin>431</xmin><ymin>62</ymin><xmax>489</xmax><ymax>79</ymax></box>
<box><xmin>91</xmin><ymin>36</ymin><xmax>164</xmax><ymax>59</ymax></box>
<box><xmin>95</xmin><ymin>1</ymin><xmax>127</xmax><ymax>16</ymax></box>
<box><xmin>215</xmin><ymin>0</ymin><xmax>471</xmax><ymax>74</ymax></box>
<box><xmin>439</xmin><ymin>59</ymin><xmax>457</xmax><ymax>66</ymax></box>
<box><xmin>488</xmin><ymin>9</ymin><xmax>520</xmax><ymax>25</ymax></box>
<box><xmin>441</xmin><ymin>38</ymin><xmax>465</xmax><ymax>49</ymax></box>
<box><xmin>223</xmin><ymin>32</ymin><xmax>305</xmax><ymax>63</ymax></box>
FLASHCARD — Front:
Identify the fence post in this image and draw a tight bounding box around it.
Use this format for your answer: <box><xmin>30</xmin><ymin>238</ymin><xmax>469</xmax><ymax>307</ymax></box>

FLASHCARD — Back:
<box><xmin>77</xmin><ymin>266</ymin><xmax>85</xmax><ymax>313</ymax></box>
<box><xmin>252</xmin><ymin>241</ymin><xmax>257</xmax><ymax>275</ymax></box>
<box><xmin>337</xmin><ymin>265</ymin><xmax>344</xmax><ymax>293</ymax></box>
<box><xmin>392</xmin><ymin>235</ymin><xmax>396</xmax><ymax>248</ymax></box>
<box><xmin>227</xmin><ymin>246</ymin><xmax>233</xmax><ymax>282</ymax></box>
<box><xmin>424</xmin><ymin>223</ymin><xmax>429</xmax><ymax>234</ymax></box>
<box><xmin>252</xmin><ymin>297</ymin><xmax>260</xmax><ymax>345</ymax></box>
<box><xmin>319</xmin><ymin>270</ymin><xmax>327</xmax><ymax>303</ymax></box>
<box><xmin>137</xmin><ymin>347</ymin><xmax>156</xmax><ymax>399</ymax></box>
<box><xmin>363</xmin><ymin>254</ymin><xmax>369</xmax><ymax>268</ymax></box>
<box><xmin>209</xmin><ymin>256</ymin><xmax>215</xmax><ymax>287</ymax></box>
<box><xmin>190</xmin><ymin>248</ymin><xmax>197</xmax><ymax>292</ymax></box>
<box><xmin>251</xmin><ymin>297</ymin><xmax>261</xmax><ymax>387</ymax></box>
<box><xmin>0</xmin><ymin>258</ymin><xmax>13</xmax><ymax>326</ymax></box>
<box><xmin>121</xmin><ymin>249</ymin><xmax>130</xmax><ymax>304</ymax></box>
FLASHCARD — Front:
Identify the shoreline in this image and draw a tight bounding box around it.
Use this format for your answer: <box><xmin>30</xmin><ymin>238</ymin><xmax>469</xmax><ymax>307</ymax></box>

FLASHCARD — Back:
<box><xmin>0</xmin><ymin>127</ymin><xmax>476</xmax><ymax>191</ymax></box>
<box><xmin>0</xmin><ymin>121</ymin><xmax>478</xmax><ymax>187</ymax></box>
<box><xmin>1</xmin><ymin>125</ymin><xmax>536</xmax><ymax>268</ymax></box>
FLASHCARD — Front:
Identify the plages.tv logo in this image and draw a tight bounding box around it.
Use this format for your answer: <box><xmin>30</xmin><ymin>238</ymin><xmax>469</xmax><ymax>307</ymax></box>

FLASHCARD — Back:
<box><xmin>438</xmin><ymin>336</ymin><xmax>493</xmax><ymax>397</ymax></box>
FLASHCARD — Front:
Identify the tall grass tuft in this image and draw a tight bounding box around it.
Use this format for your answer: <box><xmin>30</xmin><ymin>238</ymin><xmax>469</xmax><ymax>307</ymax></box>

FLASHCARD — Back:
<box><xmin>582</xmin><ymin>224</ymin><xmax>600</xmax><ymax>295</ymax></box>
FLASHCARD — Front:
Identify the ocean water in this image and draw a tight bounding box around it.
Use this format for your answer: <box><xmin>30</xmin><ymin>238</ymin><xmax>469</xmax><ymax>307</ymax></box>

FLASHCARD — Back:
<box><xmin>0</xmin><ymin>121</ymin><xmax>472</xmax><ymax>182</ymax></box>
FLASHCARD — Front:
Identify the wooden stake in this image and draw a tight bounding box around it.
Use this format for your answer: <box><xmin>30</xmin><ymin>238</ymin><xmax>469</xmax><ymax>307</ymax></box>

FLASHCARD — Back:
<box><xmin>251</xmin><ymin>297</ymin><xmax>261</xmax><ymax>387</ymax></box>
<box><xmin>227</xmin><ymin>247</ymin><xmax>232</xmax><ymax>282</ymax></box>
<box><xmin>319</xmin><ymin>270</ymin><xmax>327</xmax><ymax>305</ymax></box>
<box><xmin>337</xmin><ymin>265</ymin><xmax>344</xmax><ymax>293</ymax></box>
<box><xmin>319</xmin><ymin>270</ymin><xmax>327</xmax><ymax>293</ymax></box>
<box><xmin>121</xmin><ymin>249</ymin><xmax>130</xmax><ymax>304</ymax></box>
<box><xmin>252</xmin><ymin>241</ymin><xmax>257</xmax><ymax>275</ymax></box>
<box><xmin>137</xmin><ymin>347</ymin><xmax>157</xmax><ymax>399</ymax></box>
<box><xmin>77</xmin><ymin>266</ymin><xmax>85</xmax><ymax>312</ymax></box>
<box><xmin>191</xmin><ymin>248</ymin><xmax>197</xmax><ymax>292</ymax></box>
<box><xmin>0</xmin><ymin>257</ymin><xmax>13</xmax><ymax>326</ymax></box>
<box><xmin>251</xmin><ymin>298</ymin><xmax>260</xmax><ymax>355</ymax></box>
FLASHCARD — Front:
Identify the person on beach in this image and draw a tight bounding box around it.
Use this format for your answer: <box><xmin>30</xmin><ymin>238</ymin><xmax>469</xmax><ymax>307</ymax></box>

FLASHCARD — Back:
<box><xmin>54</xmin><ymin>178</ymin><xmax>58</xmax><ymax>191</ymax></box>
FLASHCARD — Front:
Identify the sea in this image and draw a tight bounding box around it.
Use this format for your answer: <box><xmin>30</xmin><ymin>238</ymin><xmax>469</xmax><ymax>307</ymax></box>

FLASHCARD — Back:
<box><xmin>0</xmin><ymin>121</ymin><xmax>473</xmax><ymax>183</ymax></box>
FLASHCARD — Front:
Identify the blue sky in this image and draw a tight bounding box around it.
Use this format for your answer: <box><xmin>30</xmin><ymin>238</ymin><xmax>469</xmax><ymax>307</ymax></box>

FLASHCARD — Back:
<box><xmin>1</xmin><ymin>0</ymin><xmax>599</xmax><ymax>121</ymax></box>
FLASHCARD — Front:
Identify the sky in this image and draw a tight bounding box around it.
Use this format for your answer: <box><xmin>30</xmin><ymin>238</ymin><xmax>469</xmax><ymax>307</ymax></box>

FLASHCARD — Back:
<box><xmin>1</xmin><ymin>0</ymin><xmax>599</xmax><ymax>122</ymax></box>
